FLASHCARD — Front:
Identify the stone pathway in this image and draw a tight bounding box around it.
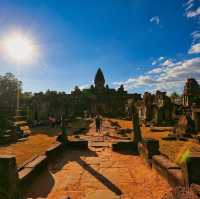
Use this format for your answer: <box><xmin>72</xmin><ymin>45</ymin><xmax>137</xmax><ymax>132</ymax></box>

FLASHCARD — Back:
<box><xmin>25</xmin><ymin>121</ymin><xmax>171</xmax><ymax>199</ymax></box>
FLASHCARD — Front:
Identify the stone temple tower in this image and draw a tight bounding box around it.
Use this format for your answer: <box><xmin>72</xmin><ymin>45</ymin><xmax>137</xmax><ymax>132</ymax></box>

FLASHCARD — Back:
<box><xmin>94</xmin><ymin>68</ymin><xmax>105</xmax><ymax>89</ymax></box>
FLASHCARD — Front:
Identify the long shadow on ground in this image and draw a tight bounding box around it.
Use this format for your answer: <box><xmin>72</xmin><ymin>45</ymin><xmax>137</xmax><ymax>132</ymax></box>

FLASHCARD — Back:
<box><xmin>77</xmin><ymin>158</ymin><xmax>122</xmax><ymax>196</ymax></box>
<box><xmin>24</xmin><ymin>170</ymin><xmax>55</xmax><ymax>199</ymax></box>
<box><xmin>24</xmin><ymin>147</ymin><xmax>122</xmax><ymax>198</ymax></box>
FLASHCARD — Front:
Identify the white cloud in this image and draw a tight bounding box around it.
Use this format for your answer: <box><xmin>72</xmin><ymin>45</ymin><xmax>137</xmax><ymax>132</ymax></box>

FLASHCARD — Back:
<box><xmin>188</xmin><ymin>42</ymin><xmax>200</xmax><ymax>54</ymax></box>
<box><xmin>79</xmin><ymin>84</ymin><xmax>90</xmax><ymax>90</ymax></box>
<box><xmin>158</xmin><ymin>56</ymin><xmax>164</xmax><ymax>61</ymax></box>
<box><xmin>185</xmin><ymin>3</ymin><xmax>194</xmax><ymax>11</ymax></box>
<box><xmin>114</xmin><ymin>75</ymin><xmax>156</xmax><ymax>90</ymax></box>
<box><xmin>151</xmin><ymin>56</ymin><xmax>164</xmax><ymax>65</ymax></box>
<box><xmin>150</xmin><ymin>16</ymin><xmax>160</xmax><ymax>25</ymax></box>
<box><xmin>152</xmin><ymin>60</ymin><xmax>157</xmax><ymax>65</ymax></box>
<box><xmin>186</xmin><ymin>0</ymin><xmax>194</xmax><ymax>5</ymax></box>
<box><xmin>185</xmin><ymin>0</ymin><xmax>194</xmax><ymax>8</ymax></box>
<box><xmin>191</xmin><ymin>31</ymin><xmax>200</xmax><ymax>42</ymax></box>
<box><xmin>186</xmin><ymin>7</ymin><xmax>200</xmax><ymax>17</ymax></box>
<box><xmin>160</xmin><ymin>59</ymin><xmax>174</xmax><ymax>67</ymax></box>
<box><xmin>114</xmin><ymin>58</ymin><xmax>200</xmax><ymax>93</ymax></box>
<box><xmin>147</xmin><ymin>67</ymin><xmax>163</xmax><ymax>74</ymax></box>
<box><xmin>157</xmin><ymin>58</ymin><xmax>200</xmax><ymax>82</ymax></box>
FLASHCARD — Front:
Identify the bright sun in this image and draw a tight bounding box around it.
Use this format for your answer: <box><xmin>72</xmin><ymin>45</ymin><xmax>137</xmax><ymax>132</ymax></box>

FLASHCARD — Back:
<box><xmin>2</xmin><ymin>32</ymin><xmax>38</xmax><ymax>64</ymax></box>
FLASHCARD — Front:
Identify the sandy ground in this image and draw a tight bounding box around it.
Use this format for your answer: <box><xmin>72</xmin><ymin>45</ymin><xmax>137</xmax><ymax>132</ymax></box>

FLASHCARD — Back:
<box><xmin>0</xmin><ymin>119</ymin><xmax>91</xmax><ymax>166</ymax></box>
<box><xmin>0</xmin><ymin>117</ymin><xmax>199</xmax><ymax>167</ymax></box>
<box><xmin>25</xmin><ymin>121</ymin><xmax>171</xmax><ymax>199</ymax></box>
<box><xmin>0</xmin><ymin>128</ymin><xmax>60</xmax><ymax>166</ymax></box>
<box><xmin>108</xmin><ymin>118</ymin><xmax>200</xmax><ymax>164</ymax></box>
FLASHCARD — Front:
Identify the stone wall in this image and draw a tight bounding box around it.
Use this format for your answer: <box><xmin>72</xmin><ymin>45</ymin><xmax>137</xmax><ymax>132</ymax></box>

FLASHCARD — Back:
<box><xmin>138</xmin><ymin>138</ymin><xmax>200</xmax><ymax>197</ymax></box>
<box><xmin>0</xmin><ymin>139</ymin><xmax>89</xmax><ymax>197</ymax></box>
<box><xmin>0</xmin><ymin>155</ymin><xmax>20</xmax><ymax>199</ymax></box>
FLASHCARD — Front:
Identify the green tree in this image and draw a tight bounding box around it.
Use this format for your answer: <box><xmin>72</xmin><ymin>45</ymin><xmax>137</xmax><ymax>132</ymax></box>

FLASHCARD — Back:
<box><xmin>0</xmin><ymin>73</ymin><xmax>21</xmax><ymax>136</ymax></box>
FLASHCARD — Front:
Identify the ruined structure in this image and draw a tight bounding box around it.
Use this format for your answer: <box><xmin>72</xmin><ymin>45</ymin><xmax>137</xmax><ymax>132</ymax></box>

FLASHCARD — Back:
<box><xmin>183</xmin><ymin>78</ymin><xmax>200</xmax><ymax>107</ymax></box>
<box><xmin>137</xmin><ymin>91</ymin><xmax>173</xmax><ymax>126</ymax></box>
<box><xmin>137</xmin><ymin>78</ymin><xmax>200</xmax><ymax>129</ymax></box>
<box><xmin>70</xmin><ymin>68</ymin><xmax>141</xmax><ymax>117</ymax></box>
<box><xmin>182</xmin><ymin>78</ymin><xmax>200</xmax><ymax>131</ymax></box>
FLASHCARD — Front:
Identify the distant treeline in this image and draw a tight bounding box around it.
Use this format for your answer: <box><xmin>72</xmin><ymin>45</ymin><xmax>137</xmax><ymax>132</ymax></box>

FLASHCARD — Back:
<box><xmin>0</xmin><ymin>73</ymin><xmax>89</xmax><ymax>135</ymax></box>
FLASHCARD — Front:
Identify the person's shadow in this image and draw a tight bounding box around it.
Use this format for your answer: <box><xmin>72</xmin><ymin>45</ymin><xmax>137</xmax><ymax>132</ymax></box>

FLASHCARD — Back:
<box><xmin>51</xmin><ymin>148</ymin><xmax>122</xmax><ymax>195</ymax></box>
<box><xmin>25</xmin><ymin>147</ymin><xmax>122</xmax><ymax>198</ymax></box>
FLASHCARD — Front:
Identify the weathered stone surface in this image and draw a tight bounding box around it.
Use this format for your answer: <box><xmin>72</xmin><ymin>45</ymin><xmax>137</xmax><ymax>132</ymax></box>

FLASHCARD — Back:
<box><xmin>181</xmin><ymin>152</ymin><xmax>200</xmax><ymax>185</ymax></box>
<box><xmin>46</xmin><ymin>142</ymin><xmax>63</xmax><ymax>159</ymax></box>
<box><xmin>65</xmin><ymin>140</ymin><xmax>89</xmax><ymax>149</ymax></box>
<box><xmin>22</xmin><ymin>120</ymin><xmax>171</xmax><ymax>198</ymax></box>
<box><xmin>167</xmin><ymin>169</ymin><xmax>185</xmax><ymax>187</ymax></box>
<box><xmin>152</xmin><ymin>155</ymin><xmax>185</xmax><ymax>187</ymax></box>
<box><xmin>112</xmin><ymin>141</ymin><xmax>138</xmax><ymax>152</ymax></box>
<box><xmin>137</xmin><ymin>90</ymin><xmax>173</xmax><ymax>126</ymax></box>
<box><xmin>162</xmin><ymin>186</ymin><xmax>199</xmax><ymax>199</ymax></box>
<box><xmin>152</xmin><ymin>155</ymin><xmax>180</xmax><ymax>170</ymax></box>
<box><xmin>0</xmin><ymin>155</ymin><xmax>20</xmax><ymax>199</ymax></box>
<box><xmin>142</xmin><ymin>138</ymin><xmax>160</xmax><ymax>159</ymax></box>
<box><xmin>18</xmin><ymin>155</ymin><xmax>47</xmax><ymax>193</ymax></box>
<box><xmin>83</xmin><ymin>189</ymin><xmax>120</xmax><ymax>199</ymax></box>
<box><xmin>25</xmin><ymin>144</ymin><xmax>170</xmax><ymax>199</ymax></box>
<box><xmin>175</xmin><ymin>114</ymin><xmax>196</xmax><ymax>135</ymax></box>
<box><xmin>183</xmin><ymin>78</ymin><xmax>200</xmax><ymax>107</ymax></box>
<box><xmin>191</xmin><ymin>183</ymin><xmax>200</xmax><ymax>197</ymax></box>
<box><xmin>18</xmin><ymin>167</ymin><xmax>33</xmax><ymax>180</ymax></box>
<box><xmin>192</xmin><ymin>108</ymin><xmax>200</xmax><ymax>131</ymax></box>
<box><xmin>25</xmin><ymin>155</ymin><xmax>47</xmax><ymax>169</ymax></box>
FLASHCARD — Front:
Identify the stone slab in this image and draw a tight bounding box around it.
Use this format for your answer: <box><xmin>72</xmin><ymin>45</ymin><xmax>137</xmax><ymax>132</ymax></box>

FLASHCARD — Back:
<box><xmin>112</xmin><ymin>141</ymin><xmax>138</xmax><ymax>152</ymax></box>
<box><xmin>181</xmin><ymin>152</ymin><xmax>200</xmax><ymax>185</ymax></box>
<box><xmin>65</xmin><ymin>140</ymin><xmax>88</xmax><ymax>149</ymax></box>
<box><xmin>167</xmin><ymin>169</ymin><xmax>185</xmax><ymax>187</ymax></box>
<box><xmin>46</xmin><ymin>142</ymin><xmax>63</xmax><ymax>158</ymax></box>
<box><xmin>25</xmin><ymin>155</ymin><xmax>47</xmax><ymax>168</ymax></box>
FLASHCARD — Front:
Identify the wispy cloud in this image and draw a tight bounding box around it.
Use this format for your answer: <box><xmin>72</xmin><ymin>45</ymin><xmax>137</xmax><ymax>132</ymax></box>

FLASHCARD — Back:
<box><xmin>113</xmin><ymin>1</ymin><xmax>200</xmax><ymax>94</ymax></box>
<box><xmin>191</xmin><ymin>30</ymin><xmax>200</xmax><ymax>43</ymax></box>
<box><xmin>79</xmin><ymin>84</ymin><xmax>90</xmax><ymax>90</ymax></box>
<box><xmin>184</xmin><ymin>0</ymin><xmax>200</xmax><ymax>18</ymax></box>
<box><xmin>185</xmin><ymin>0</ymin><xmax>194</xmax><ymax>11</ymax></box>
<box><xmin>183</xmin><ymin>1</ymin><xmax>200</xmax><ymax>54</ymax></box>
<box><xmin>151</xmin><ymin>56</ymin><xmax>164</xmax><ymax>65</ymax></box>
<box><xmin>113</xmin><ymin>75</ymin><xmax>156</xmax><ymax>90</ymax></box>
<box><xmin>150</xmin><ymin>16</ymin><xmax>160</xmax><ymax>25</ymax></box>
<box><xmin>160</xmin><ymin>59</ymin><xmax>174</xmax><ymax>67</ymax></box>
<box><xmin>186</xmin><ymin>7</ymin><xmax>200</xmax><ymax>17</ymax></box>
<box><xmin>114</xmin><ymin>58</ymin><xmax>200</xmax><ymax>93</ymax></box>
<box><xmin>188</xmin><ymin>42</ymin><xmax>200</xmax><ymax>54</ymax></box>
<box><xmin>186</xmin><ymin>0</ymin><xmax>194</xmax><ymax>5</ymax></box>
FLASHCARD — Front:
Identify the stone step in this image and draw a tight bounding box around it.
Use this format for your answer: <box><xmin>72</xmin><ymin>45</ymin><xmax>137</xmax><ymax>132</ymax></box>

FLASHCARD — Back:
<box><xmin>89</xmin><ymin>141</ymin><xmax>110</xmax><ymax>147</ymax></box>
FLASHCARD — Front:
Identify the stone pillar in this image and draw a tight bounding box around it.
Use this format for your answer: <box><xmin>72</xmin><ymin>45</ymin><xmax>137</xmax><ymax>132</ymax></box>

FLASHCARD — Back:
<box><xmin>132</xmin><ymin>103</ymin><xmax>142</xmax><ymax>144</ymax></box>
<box><xmin>142</xmin><ymin>138</ymin><xmax>160</xmax><ymax>159</ymax></box>
<box><xmin>192</xmin><ymin>109</ymin><xmax>200</xmax><ymax>131</ymax></box>
<box><xmin>181</xmin><ymin>152</ymin><xmax>200</xmax><ymax>185</ymax></box>
<box><xmin>0</xmin><ymin>155</ymin><xmax>20</xmax><ymax>199</ymax></box>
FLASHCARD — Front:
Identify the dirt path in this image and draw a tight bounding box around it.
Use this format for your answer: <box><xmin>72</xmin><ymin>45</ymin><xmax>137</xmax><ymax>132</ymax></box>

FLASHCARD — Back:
<box><xmin>25</xmin><ymin>121</ymin><xmax>171</xmax><ymax>199</ymax></box>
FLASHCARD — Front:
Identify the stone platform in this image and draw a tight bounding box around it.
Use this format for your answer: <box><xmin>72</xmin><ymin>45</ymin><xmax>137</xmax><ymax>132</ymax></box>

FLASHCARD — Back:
<box><xmin>25</xmin><ymin>139</ymin><xmax>171</xmax><ymax>199</ymax></box>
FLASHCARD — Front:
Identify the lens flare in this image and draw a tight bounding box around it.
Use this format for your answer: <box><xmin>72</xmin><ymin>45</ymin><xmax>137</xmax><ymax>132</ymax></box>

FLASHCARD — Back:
<box><xmin>1</xmin><ymin>32</ymin><xmax>38</xmax><ymax>64</ymax></box>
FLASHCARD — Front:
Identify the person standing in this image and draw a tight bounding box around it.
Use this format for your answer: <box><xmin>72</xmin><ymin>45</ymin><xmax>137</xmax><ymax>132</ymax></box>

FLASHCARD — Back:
<box><xmin>95</xmin><ymin>114</ymin><xmax>102</xmax><ymax>133</ymax></box>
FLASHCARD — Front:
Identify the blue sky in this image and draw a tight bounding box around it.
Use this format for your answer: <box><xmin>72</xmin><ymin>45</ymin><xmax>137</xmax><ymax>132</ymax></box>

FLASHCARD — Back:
<box><xmin>0</xmin><ymin>0</ymin><xmax>199</xmax><ymax>94</ymax></box>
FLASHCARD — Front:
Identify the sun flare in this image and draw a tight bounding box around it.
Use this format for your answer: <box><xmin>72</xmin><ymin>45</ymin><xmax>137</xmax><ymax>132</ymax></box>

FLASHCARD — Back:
<box><xmin>1</xmin><ymin>32</ymin><xmax>38</xmax><ymax>64</ymax></box>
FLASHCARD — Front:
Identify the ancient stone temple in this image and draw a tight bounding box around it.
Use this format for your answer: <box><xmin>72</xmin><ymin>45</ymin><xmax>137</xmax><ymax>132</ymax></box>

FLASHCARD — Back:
<box><xmin>137</xmin><ymin>91</ymin><xmax>173</xmax><ymax>126</ymax></box>
<box><xmin>183</xmin><ymin>78</ymin><xmax>200</xmax><ymax>107</ymax></box>
<box><xmin>182</xmin><ymin>78</ymin><xmax>200</xmax><ymax>131</ymax></box>
<box><xmin>70</xmin><ymin>68</ymin><xmax>141</xmax><ymax>117</ymax></box>
<box><xmin>94</xmin><ymin>68</ymin><xmax>105</xmax><ymax>91</ymax></box>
